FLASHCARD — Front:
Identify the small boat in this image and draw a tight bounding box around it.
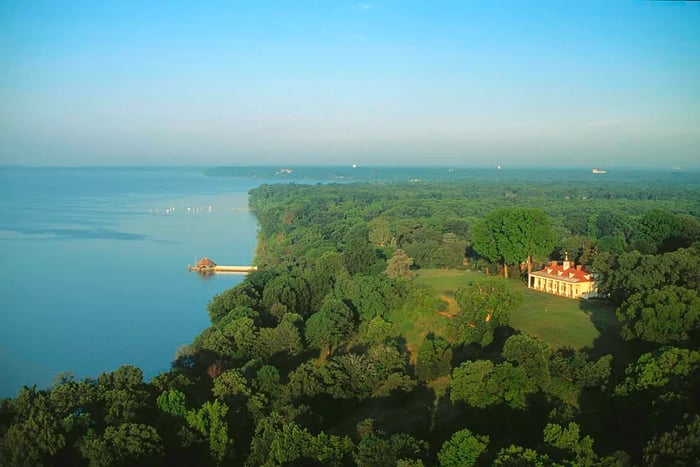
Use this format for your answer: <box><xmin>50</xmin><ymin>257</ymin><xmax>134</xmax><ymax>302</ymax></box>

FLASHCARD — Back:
<box><xmin>592</xmin><ymin>169</ymin><xmax>607</xmax><ymax>174</ymax></box>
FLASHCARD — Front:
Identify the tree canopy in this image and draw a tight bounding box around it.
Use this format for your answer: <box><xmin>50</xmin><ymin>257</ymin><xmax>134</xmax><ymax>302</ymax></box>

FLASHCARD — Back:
<box><xmin>471</xmin><ymin>208</ymin><xmax>555</xmax><ymax>278</ymax></box>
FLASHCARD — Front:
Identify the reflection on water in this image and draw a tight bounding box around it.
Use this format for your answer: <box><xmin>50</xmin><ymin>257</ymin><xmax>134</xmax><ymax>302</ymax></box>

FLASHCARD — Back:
<box><xmin>4</xmin><ymin>226</ymin><xmax>148</xmax><ymax>241</ymax></box>
<box><xmin>195</xmin><ymin>271</ymin><xmax>215</xmax><ymax>281</ymax></box>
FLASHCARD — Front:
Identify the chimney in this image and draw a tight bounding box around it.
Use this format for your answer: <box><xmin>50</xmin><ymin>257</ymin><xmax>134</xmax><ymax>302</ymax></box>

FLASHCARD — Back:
<box><xmin>550</xmin><ymin>261</ymin><xmax>557</xmax><ymax>268</ymax></box>
<box><xmin>576</xmin><ymin>265</ymin><xmax>582</xmax><ymax>271</ymax></box>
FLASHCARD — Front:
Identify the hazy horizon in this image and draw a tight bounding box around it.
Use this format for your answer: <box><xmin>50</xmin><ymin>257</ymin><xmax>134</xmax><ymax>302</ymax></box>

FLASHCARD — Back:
<box><xmin>2</xmin><ymin>164</ymin><xmax>699</xmax><ymax>174</ymax></box>
<box><xmin>1</xmin><ymin>1</ymin><xmax>699</xmax><ymax>168</ymax></box>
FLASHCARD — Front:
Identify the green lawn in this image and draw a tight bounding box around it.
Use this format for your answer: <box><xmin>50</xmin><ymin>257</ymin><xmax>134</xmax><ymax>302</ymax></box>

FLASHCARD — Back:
<box><xmin>414</xmin><ymin>268</ymin><xmax>619</xmax><ymax>350</ymax></box>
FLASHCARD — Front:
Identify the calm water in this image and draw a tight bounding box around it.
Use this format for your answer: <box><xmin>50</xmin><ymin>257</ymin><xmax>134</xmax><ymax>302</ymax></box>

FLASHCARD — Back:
<box><xmin>0</xmin><ymin>167</ymin><xmax>268</xmax><ymax>397</ymax></box>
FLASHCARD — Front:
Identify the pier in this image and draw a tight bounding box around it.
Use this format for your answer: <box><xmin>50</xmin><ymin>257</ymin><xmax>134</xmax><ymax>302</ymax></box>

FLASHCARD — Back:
<box><xmin>188</xmin><ymin>257</ymin><xmax>257</xmax><ymax>274</ymax></box>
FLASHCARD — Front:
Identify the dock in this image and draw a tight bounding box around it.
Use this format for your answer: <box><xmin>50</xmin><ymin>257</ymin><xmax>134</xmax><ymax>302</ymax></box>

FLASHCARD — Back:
<box><xmin>188</xmin><ymin>257</ymin><xmax>257</xmax><ymax>275</ymax></box>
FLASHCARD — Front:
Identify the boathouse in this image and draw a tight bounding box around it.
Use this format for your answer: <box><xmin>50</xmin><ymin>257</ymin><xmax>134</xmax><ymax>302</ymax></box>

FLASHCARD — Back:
<box><xmin>188</xmin><ymin>257</ymin><xmax>257</xmax><ymax>274</ymax></box>
<box><xmin>195</xmin><ymin>257</ymin><xmax>216</xmax><ymax>269</ymax></box>
<box><xmin>528</xmin><ymin>256</ymin><xmax>596</xmax><ymax>299</ymax></box>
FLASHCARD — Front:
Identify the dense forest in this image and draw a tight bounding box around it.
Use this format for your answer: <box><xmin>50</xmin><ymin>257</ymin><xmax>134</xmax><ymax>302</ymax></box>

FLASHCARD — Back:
<box><xmin>2</xmin><ymin>179</ymin><xmax>700</xmax><ymax>466</ymax></box>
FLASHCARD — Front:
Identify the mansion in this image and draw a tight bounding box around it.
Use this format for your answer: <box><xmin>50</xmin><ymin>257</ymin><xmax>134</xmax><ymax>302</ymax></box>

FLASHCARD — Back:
<box><xmin>528</xmin><ymin>258</ymin><xmax>596</xmax><ymax>299</ymax></box>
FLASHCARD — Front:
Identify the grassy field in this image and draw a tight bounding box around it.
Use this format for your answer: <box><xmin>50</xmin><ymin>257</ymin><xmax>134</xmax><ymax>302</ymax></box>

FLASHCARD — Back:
<box><xmin>412</xmin><ymin>268</ymin><xmax>619</xmax><ymax>351</ymax></box>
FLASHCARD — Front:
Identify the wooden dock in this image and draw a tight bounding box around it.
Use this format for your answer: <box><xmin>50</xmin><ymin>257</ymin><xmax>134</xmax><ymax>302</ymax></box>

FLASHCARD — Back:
<box><xmin>188</xmin><ymin>257</ymin><xmax>257</xmax><ymax>274</ymax></box>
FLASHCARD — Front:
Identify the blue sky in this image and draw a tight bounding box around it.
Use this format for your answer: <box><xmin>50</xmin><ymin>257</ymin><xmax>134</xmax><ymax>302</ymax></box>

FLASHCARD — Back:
<box><xmin>1</xmin><ymin>1</ymin><xmax>698</xmax><ymax>167</ymax></box>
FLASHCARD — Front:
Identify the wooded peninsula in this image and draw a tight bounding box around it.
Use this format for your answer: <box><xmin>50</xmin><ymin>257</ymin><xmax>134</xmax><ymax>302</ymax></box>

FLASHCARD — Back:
<box><xmin>2</xmin><ymin>177</ymin><xmax>699</xmax><ymax>466</ymax></box>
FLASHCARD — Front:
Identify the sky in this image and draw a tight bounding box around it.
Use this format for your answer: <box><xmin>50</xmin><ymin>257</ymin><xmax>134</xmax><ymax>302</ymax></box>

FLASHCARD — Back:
<box><xmin>0</xmin><ymin>0</ymin><xmax>699</xmax><ymax>167</ymax></box>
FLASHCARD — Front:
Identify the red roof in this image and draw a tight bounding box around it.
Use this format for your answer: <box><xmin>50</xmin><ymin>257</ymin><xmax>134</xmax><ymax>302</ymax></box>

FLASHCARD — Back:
<box><xmin>530</xmin><ymin>261</ymin><xmax>593</xmax><ymax>283</ymax></box>
<box><xmin>196</xmin><ymin>257</ymin><xmax>216</xmax><ymax>267</ymax></box>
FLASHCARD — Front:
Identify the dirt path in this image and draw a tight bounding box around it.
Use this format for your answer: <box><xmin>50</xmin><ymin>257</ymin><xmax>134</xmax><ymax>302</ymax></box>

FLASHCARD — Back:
<box><xmin>438</xmin><ymin>294</ymin><xmax>459</xmax><ymax>315</ymax></box>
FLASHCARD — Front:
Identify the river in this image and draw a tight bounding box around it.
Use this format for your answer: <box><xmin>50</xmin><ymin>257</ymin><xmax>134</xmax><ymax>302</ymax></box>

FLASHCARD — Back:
<box><xmin>0</xmin><ymin>167</ymin><xmax>266</xmax><ymax>397</ymax></box>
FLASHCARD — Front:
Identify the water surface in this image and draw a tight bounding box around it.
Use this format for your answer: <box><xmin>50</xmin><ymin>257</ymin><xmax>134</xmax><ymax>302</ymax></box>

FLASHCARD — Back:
<box><xmin>0</xmin><ymin>167</ymin><xmax>264</xmax><ymax>396</ymax></box>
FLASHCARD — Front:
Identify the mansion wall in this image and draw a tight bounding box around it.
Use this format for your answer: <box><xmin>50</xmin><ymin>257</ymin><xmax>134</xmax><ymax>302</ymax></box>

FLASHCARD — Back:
<box><xmin>528</xmin><ymin>260</ymin><xmax>596</xmax><ymax>299</ymax></box>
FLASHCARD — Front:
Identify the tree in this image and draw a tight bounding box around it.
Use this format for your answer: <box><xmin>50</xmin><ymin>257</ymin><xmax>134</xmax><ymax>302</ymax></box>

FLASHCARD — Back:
<box><xmin>248</xmin><ymin>412</ymin><xmax>353</xmax><ymax>466</ymax></box>
<box><xmin>494</xmin><ymin>445</ymin><xmax>553</xmax><ymax>466</ymax></box>
<box><xmin>212</xmin><ymin>369</ymin><xmax>250</xmax><ymax>400</ymax></box>
<box><xmin>632</xmin><ymin>209</ymin><xmax>683</xmax><ymax>254</ymax></box>
<box><xmin>343</xmin><ymin>225</ymin><xmax>378</xmax><ymax>275</ymax></box>
<box><xmin>305</xmin><ymin>298</ymin><xmax>355</xmax><ymax>355</ymax></box>
<box><xmin>595</xmin><ymin>210</ymin><xmax>631</xmax><ymax>240</ymax></box>
<box><xmin>255</xmin><ymin>365</ymin><xmax>281</xmax><ymax>395</ymax></box>
<box><xmin>97</xmin><ymin>366</ymin><xmax>151</xmax><ymax>426</ymax></box>
<box><xmin>354</xmin><ymin>422</ymin><xmax>427</xmax><ymax>467</ymax></box>
<box><xmin>261</xmin><ymin>275</ymin><xmax>311</xmax><ymax>318</ymax></box>
<box><xmin>598</xmin><ymin>234</ymin><xmax>627</xmax><ymax>255</ymax></box>
<box><xmin>452</xmin><ymin>278</ymin><xmax>522</xmax><ymax>346</ymax></box>
<box><xmin>676</xmin><ymin>215</ymin><xmax>700</xmax><ymax>251</ymax></box>
<box><xmin>502</xmin><ymin>334</ymin><xmax>550</xmax><ymax>389</ymax></box>
<box><xmin>332</xmin><ymin>274</ymin><xmax>392</xmax><ymax>322</ymax></box>
<box><xmin>397</xmin><ymin>459</ymin><xmax>426</xmax><ymax>467</ymax></box>
<box><xmin>415</xmin><ymin>334</ymin><xmax>452</xmax><ymax>382</ymax></box>
<box><xmin>593</xmin><ymin>248</ymin><xmax>700</xmax><ymax>306</ymax></box>
<box><xmin>615</xmin><ymin>347</ymin><xmax>700</xmax><ymax>396</ymax></box>
<box><xmin>194</xmin><ymin>317</ymin><xmax>257</xmax><ymax>361</ymax></box>
<box><xmin>437</xmin><ymin>428</ymin><xmax>489</xmax><ymax>467</ymax></box>
<box><xmin>450</xmin><ymin>360</ymin><xmax>498</xmax><ymax>408</ymax></box>
<box><xmin>364</xmin><ymin>315</ymin><xmax>393</xmax><ymax>344</ymax></box>
<box><xmin>543</xmin><ymin>422</ymin><xmax>597</xmax><ymax>467</ymax></box>
<box><xmin>548</xmin><ymin>351</ymin><xmax>612</xmax><ymax>390</ymax></box>
<box><xmin>521</xmin><ymin>209</ymin><xmax>556</xmax><ymax>275</ymax></box>
<box><xmin>304</xmin><ymin>251</ymin><xmax>348</xmax><ymax>311</ymax></box>
<box><xmin>285</xmin><ymin>351</ymin><xmax>409</xmax><ymax>402</ymax></box>
<box><xmin>98</xmin><ymin>365</ymin><xmax>145</xmax><ymax>390</ymax></box>
<box><xmin>185</xmin><ymin>400</ymin><xmax>230</xmax><ymax>464</ymax></box>
<box><xmin>49</xmin><ymin>373</ymin><xmax>98</xmax><ymax>414</ymax></box>
<box><xmin>256</xmin><ymin>313</ymin><xmax>304</xmax><ymax>360</ymax></box>
<box><xmin>451</xmin><ymin>360</ymin><xmax>534</xmax><ymax>409</ymax></box>
<box><xmin>471</xmin><ymin>208</ymin><xmax>554</xmax><ymax>278</ymax></box>
<box><xmin>0</xmin><ymin>388</ymin><xmax>66</xmax><ymax>467</ymax></box>
<box><xmin>80</xmin><ymin>423</ymin><xmax>163</xmax><ymax>467</ymax></box>
<box><xmin>49</xmin><ymin>376</ymin><xmax>99</xmax><ymax>438</ymax></box>
<box><xmin>471</xmin><ymin>209</ymin><xmax>518</xmax><ymax>278</ymax></box>
<box><xmin>207</xmin><ymin>283</ymin><xmax>260</xmax><ymax>325</ymax></box>
<box><xmin>369</xmin><ymin>217</ymin><xmax>393</xmax><ymax>247</ymax></box>
<box><xmin>643</xmin><ymin>414</ymin><xmax>700</xmax><ymax>467</ymax></box>
<box><xmin>355</xmin><ymin>433</ymin><xmax>396</xmax><ymax>467</ymax></box>
<box><xmin>617</xmin><ymin>286</ymin><xmax>700</xmax><ymax>345</ymax></box>
<box><xmin>263</xmin><ymin>419</ymin><xmax>313</xmax><ymax>465</ymax></box>
<box><xmin>156</xmin><ymin>389</ymin><xmax>187</xmax><ymax>417</ymax></box>
<box><xmin>559</xmin><ymin>235</ymin><xmax>598</xmax><ymax>266</ymax></box>
<box><xmin>385</xmin><ymin>249</ymin><xmax>415</xmax><ymax>279</ymax></box>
